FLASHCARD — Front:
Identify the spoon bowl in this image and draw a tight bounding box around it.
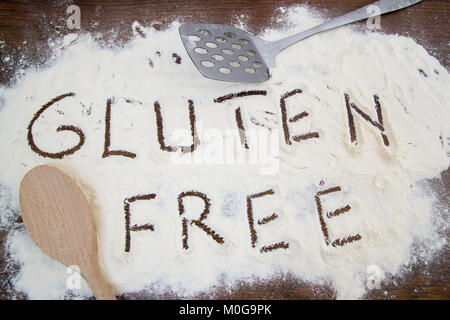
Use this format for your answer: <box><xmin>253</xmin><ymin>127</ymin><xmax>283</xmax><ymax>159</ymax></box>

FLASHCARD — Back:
<box><xmin>19</xmin><ymin>165</ymin><xmax>116</xmax><ymax>300</ymax></box>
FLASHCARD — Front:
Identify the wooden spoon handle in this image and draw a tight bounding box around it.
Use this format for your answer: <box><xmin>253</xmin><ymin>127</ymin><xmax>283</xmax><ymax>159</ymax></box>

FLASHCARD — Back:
<box><xmin>83</xmin><ymin>264</ymin><xmax>117</xmax><ymax>300</ymax></box>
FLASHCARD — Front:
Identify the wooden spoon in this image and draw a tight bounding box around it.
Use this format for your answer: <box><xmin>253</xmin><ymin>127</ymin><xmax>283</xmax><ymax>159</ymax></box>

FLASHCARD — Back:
<box><xmin>19</xmin><ymin>165</ymin><xmax>116</xmax><ymax>300</ymax></box>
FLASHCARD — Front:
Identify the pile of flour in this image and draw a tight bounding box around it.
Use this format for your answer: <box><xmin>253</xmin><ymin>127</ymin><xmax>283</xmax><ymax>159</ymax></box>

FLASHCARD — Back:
<box><xmin>0</xmin><ymin>6</ymin><xmax>448</xmax><ymax>299</ymax></box>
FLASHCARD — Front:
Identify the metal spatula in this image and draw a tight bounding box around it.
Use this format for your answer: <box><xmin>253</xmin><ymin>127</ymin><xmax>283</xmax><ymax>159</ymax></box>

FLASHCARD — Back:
<box><xmin>179</xmin><ymin>0</ymin><xmax>422</xmax><ymax>83</ymax></box>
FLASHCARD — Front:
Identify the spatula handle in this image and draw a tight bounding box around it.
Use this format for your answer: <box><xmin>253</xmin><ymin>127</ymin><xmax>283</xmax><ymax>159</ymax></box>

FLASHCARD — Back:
<box><xmin>272</xmin><ymin>0</ymin><xmax>423</xmax><ymax>52</ymax></box>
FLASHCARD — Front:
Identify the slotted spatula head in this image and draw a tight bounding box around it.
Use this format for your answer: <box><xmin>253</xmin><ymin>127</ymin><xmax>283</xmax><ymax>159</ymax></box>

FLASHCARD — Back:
<box><xmin>179</xmin><ymin>24</ymin><xmax>270</xmax><ymax>83</ymax></box>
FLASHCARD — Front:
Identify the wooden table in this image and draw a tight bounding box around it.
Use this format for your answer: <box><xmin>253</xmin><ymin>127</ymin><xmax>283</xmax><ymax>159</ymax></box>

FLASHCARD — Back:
<box><xmin>0</xmin><ymin>0</ymin><xmax>448</xmax><ymax>300</ymax></box>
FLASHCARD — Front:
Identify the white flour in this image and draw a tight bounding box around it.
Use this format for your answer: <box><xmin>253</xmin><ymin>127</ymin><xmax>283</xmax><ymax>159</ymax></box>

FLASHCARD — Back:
<box><xmin>0</xmin><ymin>6</ymin><xmax>449</xmax><ymax>299</ymax></box>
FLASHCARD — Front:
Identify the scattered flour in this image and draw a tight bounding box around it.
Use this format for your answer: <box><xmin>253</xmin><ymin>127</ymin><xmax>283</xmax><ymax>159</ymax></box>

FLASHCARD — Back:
<box><xmin>61</xmin><ymin>33</ymin><xmax>79</xmax><ymax>48</ymax></box>
<box><xmin>0</xmin><ymin>6</ymin><xmax>448</xmax><ymax>299</ymax></box>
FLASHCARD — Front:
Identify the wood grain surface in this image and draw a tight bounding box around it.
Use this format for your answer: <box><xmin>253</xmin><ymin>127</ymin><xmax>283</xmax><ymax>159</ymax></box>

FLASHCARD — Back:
<box><xmin>0</xmin><ymin>0</ymin><xmax>448</xmax><ymax>300</ymax></box>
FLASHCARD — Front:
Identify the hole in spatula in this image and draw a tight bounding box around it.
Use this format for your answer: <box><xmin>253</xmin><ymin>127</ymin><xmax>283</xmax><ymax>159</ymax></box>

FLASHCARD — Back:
<box><xmin>201</xmin><ymin>60</ymin><xmax>214</xmax><ymax>67</ymax></box>
<box><xmin>224</xmin><ymin>32</ymin><xmax>235</xmax><ymax>38</ymax></box>
<box><xmin>205</xmin><ymin>42</ymin><xmax>218</xmax><ymax>48</ymax></box>
<box><xmin>194</xmin><ymin>47</ymin><xmax>207</xmax><ymax>54</ymax></box>
<box><xmin>199</xmin><ymin>30</ymin><xmax>211</xmax><ymax>36</ymax></box>
<box><xmin>212</xmin><ymin>54</ymin><xmax>225</xmax><ymax>61</ymax></box>
<box><xmin>219</xmin><ymin>67</ymin><xmax>231</xmax><ymax>74</ymax></box>
<box><xmin>188</xmin><ymin>35</ymin><xmax>201</xmax><ymax>42</ymax></box>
